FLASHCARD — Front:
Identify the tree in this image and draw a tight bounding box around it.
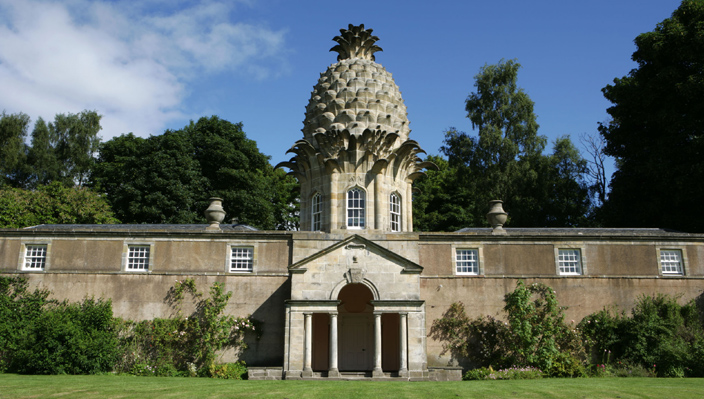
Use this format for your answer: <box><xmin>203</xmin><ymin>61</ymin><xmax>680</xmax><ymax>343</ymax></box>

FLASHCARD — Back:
<box><xmin>415</xmin><ymin>60</ymin><xmax>591</xmax><ymax>231</ymax></box>
<box><xmin>538</xmin><ymin>136</ymin><xmax>591</xmax><ymax>227</ymax></box>
<box><xmin>413</xmin><ymin>154</ymin><xmax>478</xmax><ymax>232</ymax></box>
<box><xmin>1</xmin><ymin>110</ymin><xmax>102</xmax><ymax>189</ymax></box>
<box><xmin>50</xmin><ymin>110</ymin><xmax>102</xmax><ymax>187</ymax></box>
<box><xmin>92</xmin><ymin>116</ymin><xmax>299</xmax><ymax>229</ymax></box>
<box><xmin>0</xmin><ymin>111</ymin><xmax>30</xmax><ymax>187</ymax></box>
<box><xmin>599</xmin><ymin>0</ymin><xmax>704</xmax><ymax>232</ymax></box>
<box><xmin>26</xmin><ymin>117</ymin><xmax>61</xmax><ymax>189</ymax></box>
<box><xmin>578</xmin><ymin>131</ymin><xmax>608</xmax><ymax>207</ymax></box>
<box><xmin>0</xmin><ymin>182</ymin><xmax>119</xmax><ymax>228</ymax></box>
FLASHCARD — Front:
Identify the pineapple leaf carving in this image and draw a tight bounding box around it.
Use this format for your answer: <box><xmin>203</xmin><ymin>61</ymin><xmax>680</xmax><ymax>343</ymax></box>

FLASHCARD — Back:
<box><xmin>330</xmin><ymin>24</ymin><xmax>383</xmax><ymax>61</ymax></box>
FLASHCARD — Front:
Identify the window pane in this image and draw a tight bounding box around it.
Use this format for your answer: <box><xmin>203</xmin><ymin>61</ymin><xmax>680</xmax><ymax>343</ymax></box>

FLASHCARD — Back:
<box><xmin>558</xmin><ymin>249</ymin><xmax>581</xmax><ymax>275</ymax></box>
<box><xmin>312</xmin><ymin>194</ymin><xmax>322</xmax><ymax>231</ymax></box>
<box><xmin>24</xmin><ymin>245</ymin><xmax>47</xmax><ymax>270</ymax></box>
<box><xmin>231</xmin><ymin>247</ymin><xmax>253</xmax><ymax>272</ymax></box>
<box><xmin>347</xmin><ymin>188</ymin><xmax>365</xmax><ymax>228</ymax></box>
<box><xmin>390</xmin><ymin>193</ymin><xmax>401</xmax><ymax>232</ymax></box>
<box><xmin>456</xmin><ymin>249</ymin><xmax>478</xmax><ymax>275</ymax></box>
<box><xmin>127</xmin><ymin>245</ymin><xmax>150</xmax><ymax>270</ymax></box>
<box><xmin>660</xmin><ymin>250</ymin><xmax>683</xmax><ymax>274</ymax></box>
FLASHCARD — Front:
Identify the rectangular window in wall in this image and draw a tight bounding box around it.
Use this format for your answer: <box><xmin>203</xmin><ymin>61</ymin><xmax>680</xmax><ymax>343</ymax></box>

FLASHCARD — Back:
<box><xmin>456</xmin><ymin>249</ymin><xmax>478</xmax><ymax>275</ymax></box>
<box><xmin>312</xmin><ymin>193</ymin><xmax>322</xmax><ymax>231</ymax></box>
<box><xmin>127</xmin><ymin>245</ymin><xmax>150</xmax><ymax>271</ymax></box>
<box><xmin>660</xmin><ymin>249</ymin><xmax>683</xmax><ymax>275</ymax></box>
<box><xmin>23</xmin><ymin>245</ymin><xmax>47</xmax><ymax>270</ymax></box>
<box><xmin>558</xmin><ymin>249</ymin><xmax>582</xmax><ymax>275</ymax></box>
<box><xmin>347</xmin><ymin>188</ymin><xmax>365</xmax><ymax>229</ymax></box>
<box><xmin>390</xmin><ymin>193</ymin><xmax>401</xmax><ymax>232</ymax></box>
<box><xmin>230</xmin><ymin>247</ymin><xmax>253</xmax><ymax>272</ymax></box>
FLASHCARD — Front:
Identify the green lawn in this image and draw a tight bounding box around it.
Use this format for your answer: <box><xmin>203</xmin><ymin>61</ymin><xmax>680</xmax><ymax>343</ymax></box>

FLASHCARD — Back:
<box><xmin>1</xmin><ymin>374</ymin><xmax>703</xmax><ymax>399</ymax></box>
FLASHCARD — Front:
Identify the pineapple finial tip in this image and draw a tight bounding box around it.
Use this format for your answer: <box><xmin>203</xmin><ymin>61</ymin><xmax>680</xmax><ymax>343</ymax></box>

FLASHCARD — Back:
<box><xmin>330</xmin><ymin>24</ymin><xmax>382</xmax><ymax>62</ymax></box>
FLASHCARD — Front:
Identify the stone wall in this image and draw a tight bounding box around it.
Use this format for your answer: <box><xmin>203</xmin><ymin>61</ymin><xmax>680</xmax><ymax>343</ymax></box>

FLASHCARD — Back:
<box><xmin>421</xmin><ymin>276</ymin><xmax>704</xmax><ymax>368</ymax></box>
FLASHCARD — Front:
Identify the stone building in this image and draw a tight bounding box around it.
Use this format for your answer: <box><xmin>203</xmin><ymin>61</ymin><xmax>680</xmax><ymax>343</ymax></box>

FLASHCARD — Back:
<box><xmin>1</xmin><ymin>25</ymin><xmax>703</xmax><ymax>381</ymax></box>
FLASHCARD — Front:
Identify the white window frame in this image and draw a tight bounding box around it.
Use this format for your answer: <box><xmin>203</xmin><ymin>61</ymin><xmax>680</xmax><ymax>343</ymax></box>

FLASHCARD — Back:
<box><xmin>311</xmin><ymin>193</ymin><xmax>323</xmax><ymax>231</ymax></box>
<box><xmin>555</xmin><ymin>248</ymin><xmax>584</xmax><ymax>276</ymax></box>
<box><xmin>346</xmin><ymin>187</ymin><xmax>366</xmax><ymax>229</ymax></box>
<box><xmin>658</xmin><ymin>248</ymin><xmax>685</xmax><ymax>275</ymax></box>
<box><xmin>21</xmin><ymin>243</ymin><xmax>50</xmax><ymax>271</ymax></box>
<box><xmin>122</xmin><ymin>243</ymin><xmax>153</xmax><ymax>272</ymax></box>
<box><xmin>455</xmin><ymin>248</ymin><xmax>480</xmax><ymax>275</ymax></box>
<box><xmin>390</xmin><ymin>192</ymin><xmax>401</xmax><ymax>232</ymax></box>
<box><xmin>228</xmin><ymin>246</ymin><xmax>255</xmax><ymax>273</ymax></box>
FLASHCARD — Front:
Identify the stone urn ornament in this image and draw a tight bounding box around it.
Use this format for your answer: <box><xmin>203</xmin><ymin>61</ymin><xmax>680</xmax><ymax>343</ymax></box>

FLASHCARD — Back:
<box><xmin>486</xmin><ymin>200</ymin><xmax>508</xmax><ymax>234</ymax></box>
<box><xmin>205</xmin><ymin>197</ymin><xmax>226</xmax><ymax>229</ymax></box>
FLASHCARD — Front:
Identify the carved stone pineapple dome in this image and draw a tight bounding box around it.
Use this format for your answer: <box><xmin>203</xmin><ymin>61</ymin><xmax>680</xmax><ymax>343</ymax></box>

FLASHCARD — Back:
<box><xmin>278</xmin><ymin>24</ymin><xmax>435</xmax><ymax>233</ymax></box>
<box><xmin>302</xmin><ymin>24</ymin><xmax>410</xmax><ymax>144</ymax></box>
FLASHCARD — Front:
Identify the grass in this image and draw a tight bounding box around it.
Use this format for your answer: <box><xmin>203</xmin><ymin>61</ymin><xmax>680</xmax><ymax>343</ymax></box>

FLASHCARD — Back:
<box><xmin>1</xmin><ymin>374</ymin><xmax>704</xmax><ymax>399</ymax></box>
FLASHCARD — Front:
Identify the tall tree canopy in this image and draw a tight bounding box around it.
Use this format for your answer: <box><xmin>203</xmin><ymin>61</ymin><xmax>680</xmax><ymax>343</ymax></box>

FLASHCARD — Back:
<box><xmin>599</xmin><ymin>0</ymin><xmax>704</xmax><ymax>232</ymax></box>
<box><xmin>414</xmin><ymin>60</ymin><xmax>591</xmax><ymax>231</ymax></box>
<box><xmin>0</xmin><ymin>110</ymin><xmax>101</xmax><ymax>189</ymax></box>
<box><xmin>91</xmin><ymin>116</ymin><xmax>298</xmax><ymax>229</ymax></box>
<box><xmin>0</xmin><ymin>112</ymin><xmax>31</xmax><ymax>187</ymax></box>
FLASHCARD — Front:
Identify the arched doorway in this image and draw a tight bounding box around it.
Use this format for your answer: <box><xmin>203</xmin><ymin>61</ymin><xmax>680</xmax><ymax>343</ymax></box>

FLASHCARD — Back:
<box><xmin>337</xmin><ymin>283</ymin><xmax>373</xmax><ymax>371</ymax></box>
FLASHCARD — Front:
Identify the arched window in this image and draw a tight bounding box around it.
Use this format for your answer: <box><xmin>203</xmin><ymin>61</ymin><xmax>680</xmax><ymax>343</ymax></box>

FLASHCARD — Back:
<box><xmin>311</xmin><ymin>193</ymin><xmax>322</xmax><ymax>231</ymax></box>
<box><xmin>347</xmin><ymin>187</ymin><xmax>365</xmax><ymax>229</ymax></box>
<box><xmin>390</xmin><ymin>193</ymin><xmax>401</xmax><ymax>232</ymax></box>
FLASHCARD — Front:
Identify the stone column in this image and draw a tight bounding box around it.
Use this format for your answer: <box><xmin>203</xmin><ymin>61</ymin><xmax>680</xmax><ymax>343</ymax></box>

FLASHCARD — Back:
<box><xmin>399</xmin><ymin>313</ymin><xmax>408</xmax><ymax>377</ymax></box>
<box><xmin>302</xmin><ymin>313</ymin><xmax>313</xmax><ymax>377</ymax></box>
<box><xmin>372</xmin><ymin>312</ymin><xmax>384</xmax><ymax>377</ymax></box>
<box><xmin>328</xmin><ymin>312</ymin><xmax>340</xmax><ymax>377</ymax></box>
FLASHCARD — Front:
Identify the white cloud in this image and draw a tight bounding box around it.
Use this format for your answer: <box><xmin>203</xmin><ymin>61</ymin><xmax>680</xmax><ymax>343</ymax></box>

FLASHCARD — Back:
<box><xmin>0</xmin><ymin>0</ymin><xmax>286</xmax><ymax>139</ymax></box>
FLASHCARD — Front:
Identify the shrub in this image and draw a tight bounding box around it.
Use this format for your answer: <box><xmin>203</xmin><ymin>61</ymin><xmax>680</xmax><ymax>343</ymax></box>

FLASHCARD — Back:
<box><xmin>580</xmin><ymin>294</ymin><xmax>704</xmax><ymax>377</ymax></box>
<box><xmin>464</xmin><ymin>366</ymin><xmax>543</xmax><ymax>380</ymax></box>
<box><xmin>208</xmin><ymin>361</ymin><xmax>248</xmax><ymax>379</ymax></box>
<box><xmin>502</xmin><ymin>281</ymin><xmax>586</xmax><ymax>376</ymax></box>
<box><xmin>431</xmin><ymin>281</ymin><xmax>586</xmax><ymax>377</ymax></box>
<box><xmin>463</xmin><ymin>366</ymin><xmax>493</xmax><ymax>380</ymax></box>
<box><xmin>12</xmin><ymin>297</ymin><xmax>120</xmax><ymax>374</ymax></box>
<box><xmin>0</xmin><ymin>276</ymin><xmax>52</xmax><ymax>372</ymax></box>
<box><xmin>429</xmin><ymin>303</ymin><xmax>510</xmax><ymax>368</ymax></box>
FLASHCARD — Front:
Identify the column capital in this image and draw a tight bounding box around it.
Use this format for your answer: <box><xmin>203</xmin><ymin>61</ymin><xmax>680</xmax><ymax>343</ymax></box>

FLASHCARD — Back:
<box><xmin>373</xmin><ymin>311</ymin><xmax>383</xmax><ymax>316</ymax></box>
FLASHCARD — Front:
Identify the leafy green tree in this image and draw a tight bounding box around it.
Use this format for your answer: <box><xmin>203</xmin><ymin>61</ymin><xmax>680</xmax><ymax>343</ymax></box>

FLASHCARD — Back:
<box><xmin>536</xmin><ymin>136</ymin><xmax>591</xmax><ymax>227</ymax></box>
<box><xmin>26</xmin><ymin>117</ymin><xmax>62</xmax><ymax>188</ymax></box>
<box><xmin>0</xmin><ymin>182</ymin><xmax>119</xmax><ymax>228</ymax></box>
<box><xmin>413</xmin><ymin>153</ymin><xmax>478</xmax><ymax>231</ymax></box>
<box><xmin>0</xmin><ymin>111</ymin><xmax>30</xmax><ymax>187</ymax></box>
<box><xmin>464</xmin><ymin>59</ymin><xmax>544</xmax><ymax>178</ymax></box>
<box><xmin>1</xmin><ymin>110</ymin><xmax>102</xmax><ymax>189</ymax></box>
<box><xmin>50</xmin><ymin>110</ymin><xmax>102</xmax><ymax>187</ymax></box>
<box><xmin>92</xmin><ymin>116</ymin><xmax>299</xmax><ymax>229</ymax></box>
<box><xmin>599</xmin><ymin>0</ymin><xmax>704</xmax><ymax>232</ymax></box>
<box><xmin>415</xmin><ymin>60</ymin><xmax>591</xmax><ymax>231</ymax></box>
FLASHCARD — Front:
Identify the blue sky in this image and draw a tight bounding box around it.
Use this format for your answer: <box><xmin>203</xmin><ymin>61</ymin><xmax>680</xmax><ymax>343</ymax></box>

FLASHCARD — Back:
<box><xmin>0</xmin><ymin>0</ymin><xmax>682</xmax><ymax>176</ymax></box>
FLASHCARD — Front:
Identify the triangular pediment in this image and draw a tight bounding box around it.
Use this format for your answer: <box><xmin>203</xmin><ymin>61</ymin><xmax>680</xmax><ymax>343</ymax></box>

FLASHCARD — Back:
<box><xmin>289</xmin><ymin>234</ymin><xmax>423</xmax><ymax>274</ymax></box>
